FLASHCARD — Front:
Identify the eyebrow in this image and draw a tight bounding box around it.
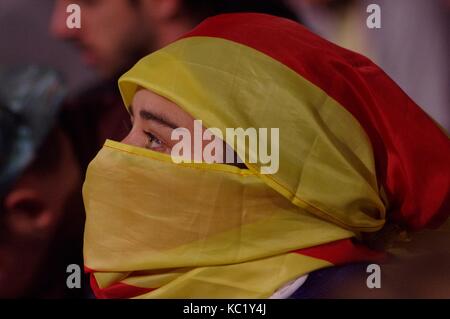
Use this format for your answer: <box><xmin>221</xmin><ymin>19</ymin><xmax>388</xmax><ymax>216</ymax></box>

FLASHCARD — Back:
<box><xmin>130</xmin><ymin>105</ymin><xmax>179</xmax><ymax>130</ymax></box>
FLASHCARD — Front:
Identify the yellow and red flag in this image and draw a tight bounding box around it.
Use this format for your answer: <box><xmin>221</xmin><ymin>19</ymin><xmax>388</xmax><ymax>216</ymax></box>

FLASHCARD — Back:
<box><xmin>83</xmin><ymin>13</ymin><xmax>450</xmax><ymax>298</ymax></box>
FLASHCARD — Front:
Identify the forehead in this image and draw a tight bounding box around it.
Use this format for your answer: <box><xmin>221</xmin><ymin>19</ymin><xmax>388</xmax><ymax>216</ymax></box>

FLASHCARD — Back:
<box><xmin>130</xmin><ymin>89</ymin><xmax>197</xmax><ymax>126</ymax></box>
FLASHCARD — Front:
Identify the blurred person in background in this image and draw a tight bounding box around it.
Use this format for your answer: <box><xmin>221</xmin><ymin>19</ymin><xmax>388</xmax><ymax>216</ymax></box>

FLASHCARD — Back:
<box><xmin>0</xmin><ymin>0</ymin><xmax>95</xmax><ymax>94</ymax></box>
<box><xmin>49</xmin><ymin>0</ymin><xmax>300</xmax><ymax>171</ymax></box>
<box><xmin>287</xmin><ymin>0</ymin><xmax>450</xmax><ymax>132</ymax></box>
<box><xmin>0</xmin><ymin>66</ymin><xmax>85</xmax><ymax>298</ymax></box>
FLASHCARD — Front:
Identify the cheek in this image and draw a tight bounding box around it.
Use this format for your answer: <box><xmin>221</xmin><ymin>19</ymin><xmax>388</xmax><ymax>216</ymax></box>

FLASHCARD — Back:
<box><xmin>83</xmin><ymin>7</ymin><xmax>121</xmax><ymax>38</ymax></box>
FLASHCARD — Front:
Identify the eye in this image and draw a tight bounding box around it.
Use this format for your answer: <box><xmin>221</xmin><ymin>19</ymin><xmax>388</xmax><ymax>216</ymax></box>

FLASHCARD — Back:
<box><xmin>144</xmin><ymin>131</ymin><xmax>164</xmax><ymax>150</ymax></box>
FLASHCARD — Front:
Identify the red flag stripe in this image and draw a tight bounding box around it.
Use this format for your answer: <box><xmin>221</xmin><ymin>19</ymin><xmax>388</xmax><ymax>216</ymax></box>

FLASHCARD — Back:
<box><xmin>89</xmin><ymin>273</ymin><xmax>155</xmax><ymax>299</ymax></box>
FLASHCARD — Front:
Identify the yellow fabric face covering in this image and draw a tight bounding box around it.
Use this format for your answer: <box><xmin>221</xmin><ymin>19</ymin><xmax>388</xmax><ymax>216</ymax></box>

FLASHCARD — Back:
<box><xmin>83</xmin><ymin>140</ymin><xmax>359</xmax><ymax>298</ymax></box>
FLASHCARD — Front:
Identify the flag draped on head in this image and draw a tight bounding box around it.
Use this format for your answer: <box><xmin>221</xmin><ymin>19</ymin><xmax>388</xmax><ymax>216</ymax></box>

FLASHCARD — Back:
<box><xmin>83</xmin><ymin>13</ymin><xmax>450</xmax><ymax>299</ymax></box>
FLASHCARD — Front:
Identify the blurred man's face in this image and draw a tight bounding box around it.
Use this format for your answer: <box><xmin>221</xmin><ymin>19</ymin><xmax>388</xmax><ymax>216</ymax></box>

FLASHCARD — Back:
<box><xmin>50</xmin><ymin>0</ymin><xmax>153</xmax><ymax>78</ymax></box>
<box><xmin>0</xmin><ymin>128</ymin><xmax>82</xmax><ymax>298</ymax></box>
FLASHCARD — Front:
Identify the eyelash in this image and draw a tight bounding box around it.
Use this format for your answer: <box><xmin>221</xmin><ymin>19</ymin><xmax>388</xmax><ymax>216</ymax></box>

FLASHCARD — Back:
<box><xmin>144</xmin><ymin>131</ymin><xmax>164</xmax><ymax>149</ymax></box>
